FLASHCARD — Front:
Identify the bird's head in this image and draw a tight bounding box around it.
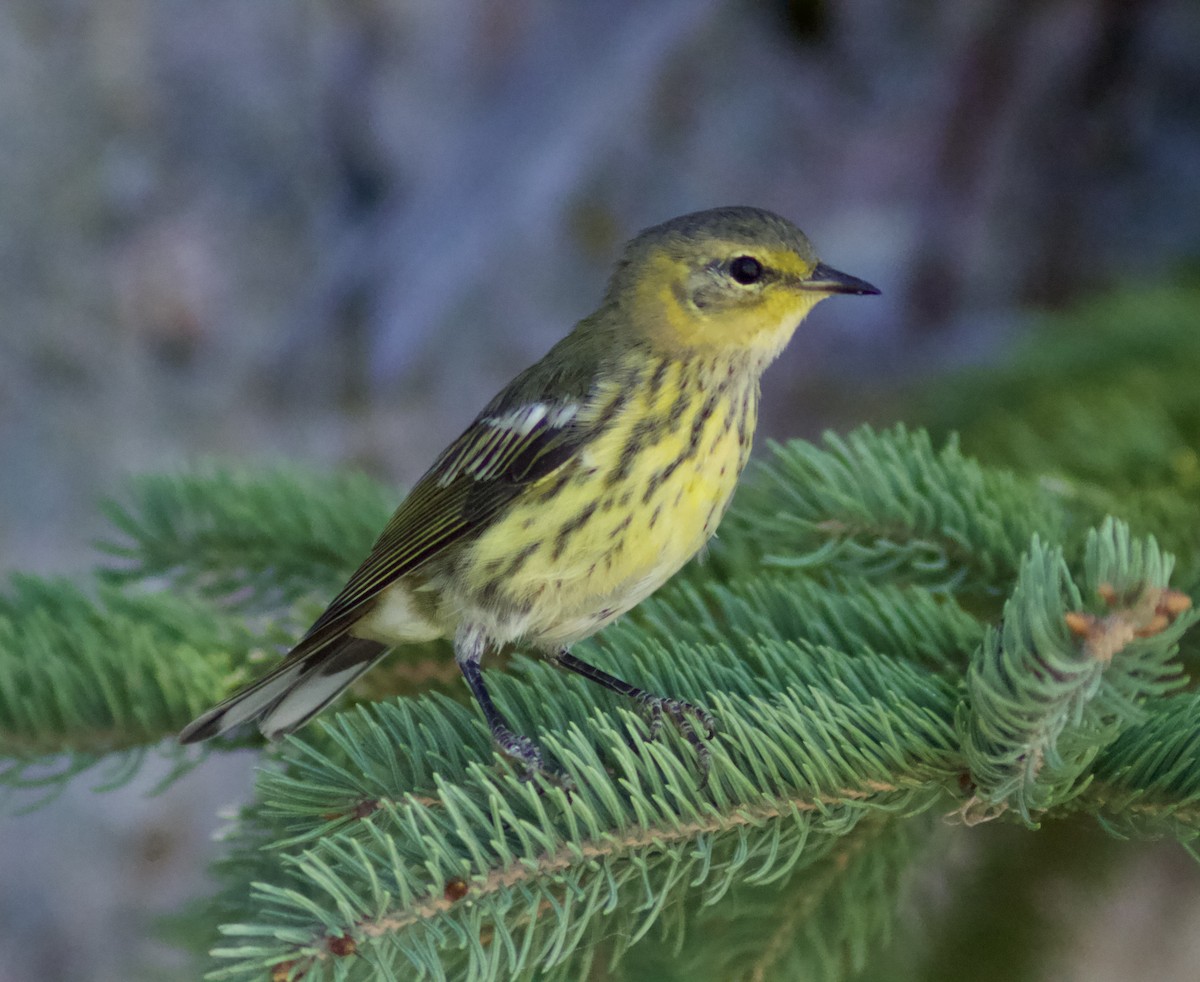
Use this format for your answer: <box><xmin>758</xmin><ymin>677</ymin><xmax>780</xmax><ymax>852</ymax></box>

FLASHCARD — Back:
<box><xmin>606</xmin><ymin>206</ymin><xmax>879</xmax><ymax>364</ymax></box>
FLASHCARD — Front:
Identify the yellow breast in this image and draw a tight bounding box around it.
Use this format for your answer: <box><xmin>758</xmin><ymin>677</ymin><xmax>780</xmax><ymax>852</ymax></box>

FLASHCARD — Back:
<box><xmin>463</xmin><ymin>358</ymin><xmax>757</xmax><ymax>647</ymax></box>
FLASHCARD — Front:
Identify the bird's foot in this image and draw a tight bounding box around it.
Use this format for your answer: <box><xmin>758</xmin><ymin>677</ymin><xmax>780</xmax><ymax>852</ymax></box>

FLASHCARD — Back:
<box><xmin>636</xmin><ymin>694</ymin><xmax>717</xmax><ymax>785</ymax></box>
<box><xmin>492</xmin><ymin>725</ymin><xmax>574</xmax><ymax>793</ymax></box>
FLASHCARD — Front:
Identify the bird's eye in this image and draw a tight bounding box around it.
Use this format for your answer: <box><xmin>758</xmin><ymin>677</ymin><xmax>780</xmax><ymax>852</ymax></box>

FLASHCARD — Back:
<box><xmin>729</xmin><ymin>255</ymin><xmax>764</xmax><ymax>285</ymax></box>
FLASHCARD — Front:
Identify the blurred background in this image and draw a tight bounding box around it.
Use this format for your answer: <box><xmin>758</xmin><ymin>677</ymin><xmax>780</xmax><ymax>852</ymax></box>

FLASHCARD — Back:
<box><xmin>2</xmin><ymin>0</ymin><xmax>1199</xmax><ymax>979</ymax></box>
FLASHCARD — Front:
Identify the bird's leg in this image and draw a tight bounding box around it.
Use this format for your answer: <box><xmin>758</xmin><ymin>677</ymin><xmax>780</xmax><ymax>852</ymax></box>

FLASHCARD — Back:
<box><xmin>455</xmin><ymin>627</ymin><xmax>545</xmax><ymax>780</ymax></box>
<box><xmin>554</xmin><ymin>649</ymin><xmax>716</xmax><ymax>782</ymax></box>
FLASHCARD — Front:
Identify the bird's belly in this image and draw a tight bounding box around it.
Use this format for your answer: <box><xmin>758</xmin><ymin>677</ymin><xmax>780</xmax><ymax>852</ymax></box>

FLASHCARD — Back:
<box><xmin>463</xmin><ymin>387</ymin><xmax>752</xmax><ymax>648</ymax></box>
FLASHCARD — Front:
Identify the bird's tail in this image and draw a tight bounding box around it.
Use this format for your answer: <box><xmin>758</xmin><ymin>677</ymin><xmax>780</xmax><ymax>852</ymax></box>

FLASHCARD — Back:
<box><xmin>178</xmin><ymin>635</ymin><xmax>390</xmax><ymax>743</ymax></box>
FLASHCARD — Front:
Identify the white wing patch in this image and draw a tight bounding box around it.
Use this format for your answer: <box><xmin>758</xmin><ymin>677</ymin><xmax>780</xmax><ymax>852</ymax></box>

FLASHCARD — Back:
<box><xmin>489</xmin><ymin>403</ymin><xmax>547</xmax><ymax>435</ymax></box>
<box><xmin>437</xmin><ymin>401</ymin><xmax>579</xmax><ymax>486</ymax></box>
<box><xmin>485</xmin><ymin>402</ymin><xmax>578</xmax><ymax>434</ymax></box>
<box><xmin>549</xmin><ymin>404</ymin><xmax>579</xmax><ymax>427</ymax></box>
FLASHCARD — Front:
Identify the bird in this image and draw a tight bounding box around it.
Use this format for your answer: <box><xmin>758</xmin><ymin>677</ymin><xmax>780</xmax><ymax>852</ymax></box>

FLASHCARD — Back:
<box><xmin>179</xmin><ymin>206</ymin><xmax>879</xmax><ymax>781</ymax></box>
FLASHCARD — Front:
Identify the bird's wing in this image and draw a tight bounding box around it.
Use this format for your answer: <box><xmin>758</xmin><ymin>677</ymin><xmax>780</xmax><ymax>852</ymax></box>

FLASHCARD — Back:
<box><xmin>178</xmin><ymin>391</ymin><xmax>595</xmax><ymax>743</ymax></box>
<box><xmin>299</xmin><ymin>391</ymin><xmax>594</xmax><ymax>647</ymax></box>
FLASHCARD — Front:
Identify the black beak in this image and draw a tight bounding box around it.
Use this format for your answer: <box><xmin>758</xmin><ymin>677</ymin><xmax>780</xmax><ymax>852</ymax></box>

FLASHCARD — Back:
<box><xmin>801</xmin><ymin>262</ymin><xmax>880</xmax><ymax>296</ymax></box>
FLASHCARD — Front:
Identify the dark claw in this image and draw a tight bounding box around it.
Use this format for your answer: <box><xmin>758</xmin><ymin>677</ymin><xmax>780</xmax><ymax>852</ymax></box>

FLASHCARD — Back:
<box><xmin>547</xmin><ymin>650</ymin><xmax>713</xmax><ymax>786</ymax></box>
<box><xmin>635</xmin><ymin>694</ymin><xmax>717</xmax><ymax>786</ymax></box>
<box><xmin>491</xmin><ymin>726</ymin><xmax>574</xmax><ymax>794</ymax></box>
<box><xmin>493</xmin><ymin>725</ymin><xmax>544</xmax><ymax>775</ymax></box>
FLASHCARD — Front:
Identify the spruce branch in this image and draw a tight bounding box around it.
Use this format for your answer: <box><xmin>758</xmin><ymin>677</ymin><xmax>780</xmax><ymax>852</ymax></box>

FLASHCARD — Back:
<box><xmin>2</xmin><ymin>421</ymin><xmax>1197</xmax><ymax>979</ymax></box>
<box><xmin>202</xmin><ymin>641</ymin><xmax>960</xmax><ymax>982</ymax></box>
<box><xmin>645</xmin><ymin>815</ymin><xmax>930</xmax><ymax>982</ymax></box>
<box><xmin>613</xmin><ymin>573</ymin><xmax>984</xmax><ymax>674</ymax></box>
<box><xmin>1079</xmin><ymin>690</ymin><xmax>1200</xmax><ymax>840</ymax></box>
<box><xmin>250</xmin><ymin>630</ymin><xmax>962</xmax><ymax>854</ymax></box>
<box><xmin>98</xmin><ymin>465</ymin><xmax>394</xmax><ymax>611</ymax></box>
<box><xmin>720</xmin><ymin>426</ymin><xmax>1068</xmax><ymax>592</ymax></box>
<box><xmin>957</xmin><ymin>519</ymin><xmax>1194</xmax><ymax>825</ymax></box>
<box><xmin>0</xmin><ymin>575</ymin><xmax>255</xmax><ymax>760</ymax></box>
<box><xmin>914</xmin><ymin>283</ymin><xmax>1200</xmax><ymax>610</ymax></box>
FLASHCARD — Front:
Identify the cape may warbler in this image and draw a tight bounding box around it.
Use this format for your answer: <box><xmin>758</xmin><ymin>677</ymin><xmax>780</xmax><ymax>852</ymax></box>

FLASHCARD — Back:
<box><xmin>180</xmin><ymin>206</ymin><xmax>879</xmax><ymax>779</ymax></box>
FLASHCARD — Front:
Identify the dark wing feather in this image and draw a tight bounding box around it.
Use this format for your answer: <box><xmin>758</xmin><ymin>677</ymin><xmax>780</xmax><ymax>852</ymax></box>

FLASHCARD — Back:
<box><xmin>298</xmin><ymin>394</ymin><xmax>593</xmax><ymax>646</ymax></box>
